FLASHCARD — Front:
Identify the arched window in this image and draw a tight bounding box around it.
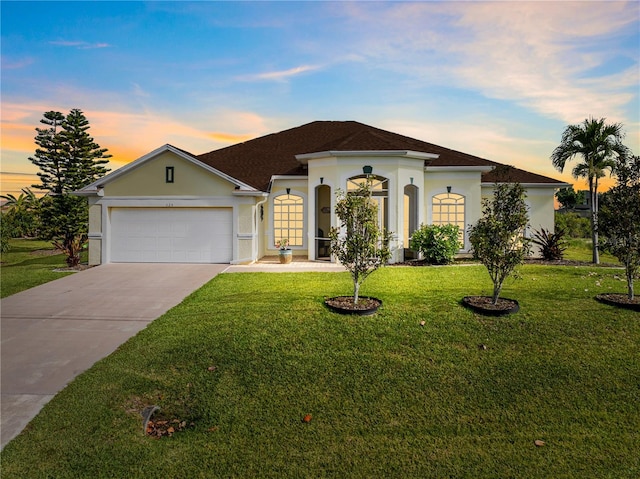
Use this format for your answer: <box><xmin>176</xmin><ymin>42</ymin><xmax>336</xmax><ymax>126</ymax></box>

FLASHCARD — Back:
<box><xmin>274</xmin><ymin>193</ymin><xmax>304</xmax><ymax>247</ymax></box>
<box><xmin>432</xmin><ymin>192</ymin><xmax>465</xmax><ymax>247</ymax></box>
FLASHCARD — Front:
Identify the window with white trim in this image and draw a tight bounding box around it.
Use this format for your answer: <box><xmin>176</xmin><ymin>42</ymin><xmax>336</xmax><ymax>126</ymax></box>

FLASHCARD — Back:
<box><xmin>432</xmin><ymin>192</ymin><xmax>465</xmax><ymax>247</ymax></box>
<box><xmin>273</xmin><ymin>194</ymin><xmax>304</xmax><ymax>247</ymax></box>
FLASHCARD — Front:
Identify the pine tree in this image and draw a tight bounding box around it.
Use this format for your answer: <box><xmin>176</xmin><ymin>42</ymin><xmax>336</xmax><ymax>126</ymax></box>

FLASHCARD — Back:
<box><xmin>29</xmin><ymin>111</ymin><xmax>65</xmax><ymax>194</ymax></box>
<box><xmin>29</xmin><ymin>109</ymin><xmax>111</xmax><ymax>194</ymax></box>
<box><xmin>60</xmin><ymin>108</ymin><xmax>111</xmax><ymax>192</ymax></box>
<box><xmin>28</xmin><ymin>109</ymin><xmax>111</xmax><ymax>266</ymax></box>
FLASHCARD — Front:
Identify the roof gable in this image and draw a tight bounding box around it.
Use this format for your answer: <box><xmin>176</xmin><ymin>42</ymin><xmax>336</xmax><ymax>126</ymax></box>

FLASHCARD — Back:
<box><xmin>76</xmin><ymin>144</ymin><xmax>257</xmax><ymax>194</ymax></box>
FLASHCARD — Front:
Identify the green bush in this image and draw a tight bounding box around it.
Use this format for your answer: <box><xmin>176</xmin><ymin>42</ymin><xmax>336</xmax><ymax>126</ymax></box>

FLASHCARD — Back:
<box><xmin>555</xmin><ymin>211</ymin><xmax>590</xmax><ymax>238</ymax></box>
<box><xmin>0</xmin><ymin>208</ymin><xmax>40</xmax><ymax>238</ymax></box>
<box><xmin>0</xmin><ymin>216</ymin><xmax>11</xmax><ymax>253</ymax></box>
<box><xmin>410</xmin><ymin>224</ymin><xmax>460</xmax><ymax>264</ymax></box>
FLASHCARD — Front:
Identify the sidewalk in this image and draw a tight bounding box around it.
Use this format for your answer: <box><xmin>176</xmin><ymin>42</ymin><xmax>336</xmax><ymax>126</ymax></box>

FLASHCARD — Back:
<box><xmin>227</xmin><ymin>257</ymin><xmax>346</xmax><ymax>272</ymax></box>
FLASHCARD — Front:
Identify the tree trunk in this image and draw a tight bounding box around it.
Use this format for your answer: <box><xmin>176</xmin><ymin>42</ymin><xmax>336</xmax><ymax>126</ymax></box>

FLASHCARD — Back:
<box><xmin>353</xmin><ymin>281</ymin><xmax>360</xmax><ymax>305</ymax></box>
<box><xmin>589</xmin><ymin>177</ymin><xmax>600</xmax><ymax>265</ymax></box>
<box><xmin>626</xmin><ymin>266</ymin><xmax>635</xmax><ymax>301</ymax></box>
<box><xmin>492</xmin><ymin>281</ymin><xmax>502</xmax><ymax>305</ymax></box>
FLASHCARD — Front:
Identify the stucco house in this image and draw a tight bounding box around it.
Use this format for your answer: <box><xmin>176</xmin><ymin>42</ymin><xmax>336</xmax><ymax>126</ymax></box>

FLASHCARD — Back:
<box><xmin>76</xmin><ymin>120</ymin><xmax>569</xmax><ymax>265</ymax></box>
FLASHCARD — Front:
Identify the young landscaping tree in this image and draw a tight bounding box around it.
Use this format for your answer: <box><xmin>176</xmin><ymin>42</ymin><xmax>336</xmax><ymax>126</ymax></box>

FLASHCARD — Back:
<box><xmin>29</xmin><ymin>109</ymin><xmax>111</xmax><ymax>266</ymax></box>
<box><xmin>598</xmin><ymin>155</ymin><xmax>640</xmax><ymax>300</ymax></box>
<box><xmin>551</xmin><ymin>117</ymin><xmax>631</xmax><ymax>264</ymax></box>
<box><xmin>329</xmin><ymin>182</ymin><xmax>392</xmax><ymax>304</ymax></box>
<box><xmin>468</xmin><ymin>182</ymin><xmax>531</xmax><ymax>305</ymax></box>
<box><xmin>410</xmin><ymin>224</ymin><xmax>460</xmax><ymax>265</ymax></box>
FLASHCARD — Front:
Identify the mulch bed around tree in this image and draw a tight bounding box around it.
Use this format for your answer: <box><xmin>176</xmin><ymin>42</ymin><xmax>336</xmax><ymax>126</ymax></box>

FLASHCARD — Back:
<box><xmin>461</xmin><ymin>296</ymin><xmax>520</xmax><ymax>316</ymax></box>
<box><xmin>324</xmin><ymin>296</ymin><xmax>382</xmax><ymax>315</ymax></box>
<box><xmin>595</xmin><ymin>293</ymin><xmax>640</xmax><ymax>312</ymax></box>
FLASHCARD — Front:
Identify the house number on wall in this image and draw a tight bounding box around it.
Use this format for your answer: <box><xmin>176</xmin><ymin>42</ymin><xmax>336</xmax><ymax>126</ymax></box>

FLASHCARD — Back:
<box><xmin>166</xmin><ymin>203</ymin><xmax>174</xmax><ymax>207</ymax></box>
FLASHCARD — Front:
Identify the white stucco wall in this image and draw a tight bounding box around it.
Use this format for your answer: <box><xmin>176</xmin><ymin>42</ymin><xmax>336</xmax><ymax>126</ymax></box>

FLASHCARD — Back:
<box><xmin>306</xmin><ymin>154</ymin><xmax>427</xmax><ymax>263</ymax></box>
<box><xmin>267</xmin><ymin>178</ymin><xmax>309</xmax><ymax>257</ymax></box>
<box><xmin>424</xmin><ymin>169</ymin><xmax>486</xmax><ymax>253</ymax></box>
<box><xmin>480</xmin><ymin>184</ymin><xmax>558</xmax><ymax>257</ymax></box>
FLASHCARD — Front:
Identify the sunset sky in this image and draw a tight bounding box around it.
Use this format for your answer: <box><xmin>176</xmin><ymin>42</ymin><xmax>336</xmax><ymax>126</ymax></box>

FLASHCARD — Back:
<box><xmin>2</xmin><ymin>1</ymin><xmax>638</xmax><ymax>197</ymax></box>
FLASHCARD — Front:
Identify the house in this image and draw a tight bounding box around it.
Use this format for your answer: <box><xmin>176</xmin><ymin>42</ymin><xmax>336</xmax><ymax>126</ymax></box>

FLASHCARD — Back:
<box><xmin>76</xmin><ymin>120</ymin><xmax>569</xmax><ymax>265</ymax></box>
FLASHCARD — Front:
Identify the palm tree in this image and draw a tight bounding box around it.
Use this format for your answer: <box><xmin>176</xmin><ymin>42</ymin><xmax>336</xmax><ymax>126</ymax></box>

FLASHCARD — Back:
<box><xmin>551</xmin><ymin>118</ymin><xmax>631</xmax><ymax>264</ymax></box>
<box><xmin>0</xmin><ymin>188</ymin><xmax>37</xmax><ymax>212</ymax></box>
<box><xmin>0</xmin><ymin>188</ymin><xmax>42</xmax><ymax>238</ymax></box>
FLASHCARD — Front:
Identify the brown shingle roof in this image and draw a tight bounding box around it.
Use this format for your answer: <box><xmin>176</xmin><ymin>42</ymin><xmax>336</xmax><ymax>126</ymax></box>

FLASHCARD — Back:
<box><xmin>196</xmin><ymin>120</ymin><xmax>565</xmax><ymax>191</ymax></box>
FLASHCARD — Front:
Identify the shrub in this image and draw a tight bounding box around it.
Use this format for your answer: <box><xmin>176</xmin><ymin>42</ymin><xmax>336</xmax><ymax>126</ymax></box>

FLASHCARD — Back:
<box><xmin>0</xmin><ymin>215</ymin><xmax>11</xmax><ymax>253</ymax></box>
<box><xmin>52</xmin><ymin>233</ymin><xmax>87</xmax><ymax>268</ymax></box>
<box><xmin>531</xmin><ymin>227</ymin><xmax>567</xmax><ymax>260</ymax></box>
<box><xmin>410</xmin><ymin>224</ymin><xmax>460</xmax><ymax>264</ymax></box>
<box><xmin>555</xmin><ymin>211</ymin><xmax>590</xmax><ymax>238</ymax></box>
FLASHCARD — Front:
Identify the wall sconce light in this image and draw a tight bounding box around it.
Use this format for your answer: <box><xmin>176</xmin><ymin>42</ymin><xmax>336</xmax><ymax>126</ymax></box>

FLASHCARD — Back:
<box><xmin>286</xmin><ymin>188</ymin><xmax>291</xmax><ymax>195</ymax></box>
<box><xmin>447</xmin><ymin>186</ymin><xmax>452</xmax><ymax>193</ymax></box>
<box><xmin>410</xmin><ymin>177</ymin><xmax>414</xmax><ymax>185</ymax></box>
<box><xmin>362</xmin><ymin>165</ymin><xmax>373</xmax><ymax>175</ymax></box>
<box><xmin>320</xmin><ymin>177</ymin><xmax>324</xmax><ymax>185</ymax></box>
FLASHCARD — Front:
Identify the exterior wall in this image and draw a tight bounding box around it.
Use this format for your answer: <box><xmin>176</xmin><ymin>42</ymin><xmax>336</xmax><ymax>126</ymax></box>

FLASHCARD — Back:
<box><xmin>525</xmin><ymin>187</ymin><xmax>556</xmax><ymax>234</ymax></box>
<box><xmin>103</xmin><ymin>151</ymin><xmax>236</xmax><ymax>197</ymax></box>
<box><xmin>267</xmin><ymin>178</ymin><xmax>309</xmax><ymax>257</ymax></box>
<box><xmin>481</xmin><ymin>185</ymin><xmax>557</xmax><ymax>234</ymax></box>
<box><xmin>480</xmin><ymin>184</ymin><xmax>557</xmax><ymax>257</ymax></box>
<box><xmin>87</xmin><ymin>197</ymin><xmax>102</xmax><ymax>266</ymax></box>
<box><xmin>237</xmin><ymin>203</ymin><xmax>256</xmax><ymax>264</ymax></box>
<box><xmin>424</xmin><ymin>170</ymin><xmax>484</xmax><ymax>253</ymax></box>
<box><xmin>307</xmin><ymin>155</ymin><xmax>426</xmax><ymax>263</ymax></box>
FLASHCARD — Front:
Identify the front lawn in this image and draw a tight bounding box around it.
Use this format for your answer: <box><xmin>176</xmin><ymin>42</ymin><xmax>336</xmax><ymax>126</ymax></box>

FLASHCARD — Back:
<box><xmin>0</xmin><ymin>238</ymin><xmax>77</xmax><ymax>298</ymax></box>
<box><xmin>1</xmin><ymin>266</ymin><xmax>638</xmax><ymax>478</ymax></box>
<box><xmin>562</xmin><ymin>238</ymin><xmax>620</xmax><ymax>264</ymax></box>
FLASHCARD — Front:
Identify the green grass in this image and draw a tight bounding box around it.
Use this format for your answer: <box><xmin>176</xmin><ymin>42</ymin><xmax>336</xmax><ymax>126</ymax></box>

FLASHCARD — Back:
<box><xmin>1</xmin><ymin>266</ymin><xmax>638</xmax><ymax>478</ymax></box>
<box><xmin>0</xmin><ymin>238</ymin><xmax>77</xmax><ymax>298</ymax></box>
<box><xmin>563</xmin><ymin>237</ymin><xmax>620</xmax><ymax>264</ymax></box>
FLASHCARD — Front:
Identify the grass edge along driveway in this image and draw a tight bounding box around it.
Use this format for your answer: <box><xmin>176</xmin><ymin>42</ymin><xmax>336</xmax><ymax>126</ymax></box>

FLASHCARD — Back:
<box><xmin>1</xmin><ymin>266</ymin><xmax>638</xmax><ymax>478</ymax></box>
<box><xmin>0</xmin><ymin>239</ymin><xmax>81</xmax><ymax>298</ymax></box>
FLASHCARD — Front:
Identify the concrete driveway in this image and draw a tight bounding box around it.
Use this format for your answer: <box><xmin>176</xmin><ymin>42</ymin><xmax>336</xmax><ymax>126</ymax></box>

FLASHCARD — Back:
<box><xmin>0</xmin><ymin>263</ymin><xmax>227</xmax><ymax>449</ymax></box>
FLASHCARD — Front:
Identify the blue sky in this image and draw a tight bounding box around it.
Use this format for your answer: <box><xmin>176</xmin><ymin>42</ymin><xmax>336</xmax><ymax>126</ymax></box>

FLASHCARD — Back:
<box><xmin>2</xmin><ymin>0</ymin><xmax>639</xmax><ymax>196</ymax></box>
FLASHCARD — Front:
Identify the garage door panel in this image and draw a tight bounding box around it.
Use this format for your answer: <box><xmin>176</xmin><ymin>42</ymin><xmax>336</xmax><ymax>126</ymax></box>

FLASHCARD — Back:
<box><xmin>110</xmin><ymin>208</ymin><xmax>232</xmax><ymax>263</ymax></box>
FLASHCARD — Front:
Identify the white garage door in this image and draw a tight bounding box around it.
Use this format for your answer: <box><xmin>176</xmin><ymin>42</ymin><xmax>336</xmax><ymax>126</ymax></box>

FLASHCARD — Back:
<box><xmin>110</xmin><ymin>208</ymin><xmax>233</xmax><ymax>263</ymax></box>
